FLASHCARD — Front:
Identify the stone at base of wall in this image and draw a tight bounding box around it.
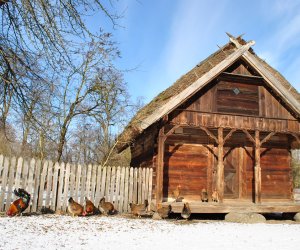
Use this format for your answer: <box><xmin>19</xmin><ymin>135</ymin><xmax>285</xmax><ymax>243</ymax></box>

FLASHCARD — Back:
<box><xmin>225</xmin><ymin>212</ymin><xmax>266</xmax><ymax>223</ymax></box>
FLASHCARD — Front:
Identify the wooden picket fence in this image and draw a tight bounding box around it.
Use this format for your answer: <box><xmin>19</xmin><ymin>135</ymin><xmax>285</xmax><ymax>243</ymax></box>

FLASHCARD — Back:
<box><xmin>0</xmin><ymin>154</ymin><xmax>153</xmax><ymax>213</ymax></box>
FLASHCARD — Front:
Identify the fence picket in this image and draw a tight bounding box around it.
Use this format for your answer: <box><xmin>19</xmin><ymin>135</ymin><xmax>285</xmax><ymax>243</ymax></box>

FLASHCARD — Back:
<box><xmin>69</xmin><ymin>164</ymin><xmax>76</xmax><ymax>200</ymax></box>
<box><xmin>94</xmin><ymin>165</ymin><xmax>102</xmax><ymax>206</ymax></box>
<box><xmin>114</xmin><ymin>166</ymin><xmax>121</xmax><ymax>209</ymax></box>
<box><xmin>45</xmin><ymin>161</ymin><xmax>53</xmax><ymax>207</ymax></box>
<box><xmin>38</xmin><ymin>161</ymin><xmax>48</xmax><ymax>209</ymax></box>
<box><xmin>118</xmin><ymin>167</ymin><xmax>125</xmax><ymax>212</ymax></box>
<box><xmin>138</xmin><ymin>168</ymin><xmax>142</xmax><ymax>204</ymax></box>
<box><xmin>32</xmin><ymin>159</ymin><xmax>41</xmax><ymax>212</ymax></box>
<box><xmin>123</xmin><ymin>167</ymin><xmax>129</xmax><ymax>212</ymax></box>
<box><xmin>62</xmin><ymin>163</ymin><xmax>71</xmax><ymax>211</ymax></box>
<box><xmin>110</xmin><ymin>166</ymin><xmax>116</xmax><ymax>203</ymax></box>
<box><xmin>56</xmin><ymin>162</ymin><xmax>65</xmax><ymax>211</ymax></box>
<box><xmin>80</xmin><ymin>164</ymin><xmax>87</xmax><ymax>205</ymax></box>
<box><xmin>74</xmin><ymin>164</ymin><xmax>82</xmax><ymax>202</ymax></box>
<box><xmin>105</xmin><ymin>166</ymin><xmax>111</xmax><ymax>201</ymax></box>
<box><xmin>128</xmin><ymin>167</ymin><xmax>134</xmax><ymax>204</ymax></box>
<box><xmin>5</xmin><ymin>157</ymin><xmax>16</xmax><ymax>211</ymax></box>
<box><xmin>51</xmin><ymin>162</ymin><xmax>60</xmax><ymax>211</ymax></box>
<box><xmin>14</xmin><ymin>157</ymin><xmax>23</xmax><ymax>192</ymax></box>
<box><xmin>0</xmin><ymin>157</ymin><xmax>9</xmax><ymax>210</ymax></box>
<box><xmin>22</xmin><ymin>159</ymin><xmax>29</xmax><ymax>189</ymax></box>
<box><xmin>90</xmin><ymin>164</ymin><xmax>97</xmax><ymax>203</ymax></box>
<box><xmin>100</xmin><ymin>166</ymin><xmax>106</xmax><ymax>200</ymax></box>
<box><xmin>133</xmin><ymin>168</ymin><xmax>138</xmax><ymax>204</ymax></box>
<box><xmin>0</xmin><ymin>155</ymin><xmax>4</xmax><ymax>180</ymax></box>
<box><xmin>85</xmin><ymin>164</ymin><xmax>92</xmax><ymax>200</ymax></box>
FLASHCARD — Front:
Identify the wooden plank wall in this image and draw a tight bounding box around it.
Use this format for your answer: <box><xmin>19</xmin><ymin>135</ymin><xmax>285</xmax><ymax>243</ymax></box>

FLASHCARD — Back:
<box><xmin>261</xmin><ymin>148</ymin><xmax>292</xmax><ymax>199</ymax></box>
<box><xmin>163</xmin><ymin>143</ymin><xmax>209</xmax><ymax>201</ymax></box>
<box><xmin>0</xmin><ymin>155</ymin><xmax>153</xmax><ymax>213</ymax></box>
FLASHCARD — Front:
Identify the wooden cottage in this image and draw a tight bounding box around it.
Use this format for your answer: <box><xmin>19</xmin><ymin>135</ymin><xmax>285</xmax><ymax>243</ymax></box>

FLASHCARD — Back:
<box><xmin>118</xmin><ymin>34</ymin><xmax>300</xmax><ymax>213</ymax></box>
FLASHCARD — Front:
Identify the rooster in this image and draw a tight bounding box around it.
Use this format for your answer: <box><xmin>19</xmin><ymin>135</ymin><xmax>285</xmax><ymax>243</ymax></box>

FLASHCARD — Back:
<box><xmin>98</xmin><ymin>197</ymin><xmax>116</xmax><ymax>215</ymax></box>
<box><xmin>7</xmin><ymin>188</ymin><xmax>31</xmax><ymax>217</ymax></box>
<box><xmin>157</xmin><ymin>204</ymin><xmax>172</xmax><ymax>219</ymax></box>
<box><xmin>211</xmin><ymin>189</ymin><xmax>219</xmax><ymax>202</ymax></box>
<box><xmin>181</xmin><ymin>202</ymin><xmax>191</xmax><ymax>220</ymax></box>
<box><xmin>172</xmin><ymin>185</ymin><xmax>182</xmax><ymax>202</ymax></box>
<box><xmin>129</xmin><ymin>200</ymin><xmax>148</xmax><ymax>218</ymax></box>
<box><xmin>85</xmin><ymin>197</ymin><xmax>100</xmax><ymax>215</ymax></box>
<box><xmin>68</xmin><ymin>197</ymin><xmax>86</xmax><ymax>217</ymax></box>
<box><xmin>201</xmin><ymin>188</ymin><xmax>208</xmax><ymax>202</ymax></box>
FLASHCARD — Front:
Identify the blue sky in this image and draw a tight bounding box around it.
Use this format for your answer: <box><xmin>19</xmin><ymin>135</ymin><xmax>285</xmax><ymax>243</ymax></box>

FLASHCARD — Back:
<box><xmin>99</xmin><ymin>0</ymin><xmax>300</xmax><ymax>104</ymax></box>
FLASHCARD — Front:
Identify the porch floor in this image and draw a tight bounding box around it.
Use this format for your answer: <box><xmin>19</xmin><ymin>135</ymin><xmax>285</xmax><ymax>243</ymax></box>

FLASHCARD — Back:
<box><xmin>162</xmin><ymin>200</ymin><xmax>300</xmax><ymax>214</ymax></box>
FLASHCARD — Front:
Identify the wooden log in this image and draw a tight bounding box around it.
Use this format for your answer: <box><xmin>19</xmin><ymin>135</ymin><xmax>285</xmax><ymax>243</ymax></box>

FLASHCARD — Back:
<box><xmin>255</xmin><ymin>130</ymin><xmax>262</xmax><ymax>204</ymax></box>
<box><xmin>32</xmin><ymin>159</ymin><xmax>41</xmax><ymax>212</ymax></box>
<box><xmin>145</xmin><ymin>168</ymin><xmax>150</xmax><ymax>205</ymax></box>
<box><xmin>51</xmin><ymin>162</ymin><xmax>60</xmax><ymax>211</ymax></box>
<box><xmin>156</xmin><ymin>126</ymin><xmax>166</xmax><ymax>207</ymax></box>
<box><xmin>217</xmin><ymin>127</ymin><xmax>224</xmax><ymax>202</ymax></box>
<box><xmin>148</xmin><ymin>168</ymin><xmax>153</xmax><ymax>202</ymax></box>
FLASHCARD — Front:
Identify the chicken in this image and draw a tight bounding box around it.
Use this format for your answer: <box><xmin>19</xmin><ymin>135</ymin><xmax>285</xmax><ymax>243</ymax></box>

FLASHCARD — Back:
<box><xmin>98</xmin><ymin>197</ymin><xmax>116</xmax><ymax>215</ymax></box>
<box><xmin>172</xmin><ymin>185</ymin><xmax>182</xmax><ymax>202</ymax></box>
<box><xmin>212</xmin><ymin>189</ymin><xmax>219</xmax><ymax>202</ymax></box>
<box><xmin>68</xmin><ymin>197</ymin><xmax>86</xmax><ymax>216</ymax></box>
<box><xmin>181</xmin><ymin>202</ymin><xmax>191</xmax><ymax>220</ymax></box>
<box><xmin>6</xmin><ymin>188</ymin><xmax>31</xmax><ymax>216</ymax></box>
<box><xmin>85</xmin><ymin>197</ymin><xmax>100</xmax><ymax>215</ymax></box>
<box><xmin>201</xmin><ymin>188</ymin><xmax>208</xmax><ymax>202</ymax></box>
<box><xmin>157</xmin><ymin>204</ymin><xmax>172</xmax><ymax>219</ymax></box>
<box><xmin>129</xmin><ymin>200</ymin><xmax>148</xmax><ymax>218</ymax></box>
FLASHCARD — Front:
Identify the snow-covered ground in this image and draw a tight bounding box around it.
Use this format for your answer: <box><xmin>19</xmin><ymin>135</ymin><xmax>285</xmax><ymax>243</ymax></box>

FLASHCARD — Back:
<box><xmin>0</xmin><ymin>215</ymin><xmax>300</xmax><ymax>250</ymax></box>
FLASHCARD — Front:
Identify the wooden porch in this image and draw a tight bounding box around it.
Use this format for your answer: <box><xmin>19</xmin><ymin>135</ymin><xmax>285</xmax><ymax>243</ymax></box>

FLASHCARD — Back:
<box><xmin>162</xmin><ymin>201</ymin><xmax>300</xmax><ymax>214</ymax></box>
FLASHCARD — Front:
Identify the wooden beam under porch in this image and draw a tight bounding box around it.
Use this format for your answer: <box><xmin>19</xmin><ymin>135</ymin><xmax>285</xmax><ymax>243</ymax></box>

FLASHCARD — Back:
<box><xmin>162</xmin><ymin>201</ymin><xmax>300</xmax><ymax>214</ymax></box>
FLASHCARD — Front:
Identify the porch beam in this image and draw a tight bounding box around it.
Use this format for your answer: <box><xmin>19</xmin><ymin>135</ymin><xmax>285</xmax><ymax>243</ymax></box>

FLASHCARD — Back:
<box><xmin>260</xmin><ymin>132</ymin><xmax>276</xmax><ymax>146</ymax></box>
<box><xmin>224</xmin><ymin>129</ymin><xmax>237</xmax><ymax>143</ymax></box>
<box><xmin>254</xmin><ymin>130</ymin><xmax>262</xmax><ymax>204</ymax></box>
<box><xmin>216</xmin><ymin>127</ymin><xmax>224</xmax><ymax>202</ymax></box>
<box><xmin>199</xmin><ymin>126</ymin><xmax>218</xmax><ymax>143</ymax></box>
<box><xmin>156</xmin><ymin>126</ymin><xmax>166</xmax><ymax>208</ymax></box>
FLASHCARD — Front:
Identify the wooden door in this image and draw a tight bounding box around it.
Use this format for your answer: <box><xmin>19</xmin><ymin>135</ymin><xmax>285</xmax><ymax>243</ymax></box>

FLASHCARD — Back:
<box><xmin>224</xmin><ymin>147</ymin><xmax>240</xmax><ymax>199</ymax></box>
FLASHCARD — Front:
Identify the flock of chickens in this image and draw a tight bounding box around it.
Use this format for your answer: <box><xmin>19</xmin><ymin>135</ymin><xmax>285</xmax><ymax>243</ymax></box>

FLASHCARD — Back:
<box><xmin>6</xmin><ymin>185</ymin><xmax>219</xmax><ymax>220</ymax></box>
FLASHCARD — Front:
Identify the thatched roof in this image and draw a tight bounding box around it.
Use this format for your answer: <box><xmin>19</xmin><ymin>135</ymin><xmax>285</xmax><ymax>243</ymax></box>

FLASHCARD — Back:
<box><xmin>117</xmin><ymin>36</ymin><xmax>300</xmax><ymax>151</ymax></box>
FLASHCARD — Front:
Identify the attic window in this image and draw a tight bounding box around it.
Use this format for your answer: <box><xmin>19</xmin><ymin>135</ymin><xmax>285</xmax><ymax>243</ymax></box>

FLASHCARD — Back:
<box><xmin>233</xmin><ymin>87</ymin><xmax>240</xmax><ymax>95</ymax></box>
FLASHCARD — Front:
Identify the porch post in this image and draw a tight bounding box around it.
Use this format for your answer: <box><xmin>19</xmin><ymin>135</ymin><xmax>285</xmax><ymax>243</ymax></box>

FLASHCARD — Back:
<box><xmin>217</xmin><ymin>127</ymin><xmax>224</xmax><ymax>202</ymax></box>
<box><xmin>254</xmin><ymin>130</ymin><xmax>262</xmax><ymax>204</ymax></box>
<box><xmin>156</xmin><ymin>126</ymin><xmax>166</xmax><ymax>208</ymax></box>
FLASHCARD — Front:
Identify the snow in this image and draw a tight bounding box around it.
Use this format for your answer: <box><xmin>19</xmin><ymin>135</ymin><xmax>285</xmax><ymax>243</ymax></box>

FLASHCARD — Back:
<box><xmin>0</xmin><ymin>215</ymin><xmax>300</xmax><ymax>250</ymax></box>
